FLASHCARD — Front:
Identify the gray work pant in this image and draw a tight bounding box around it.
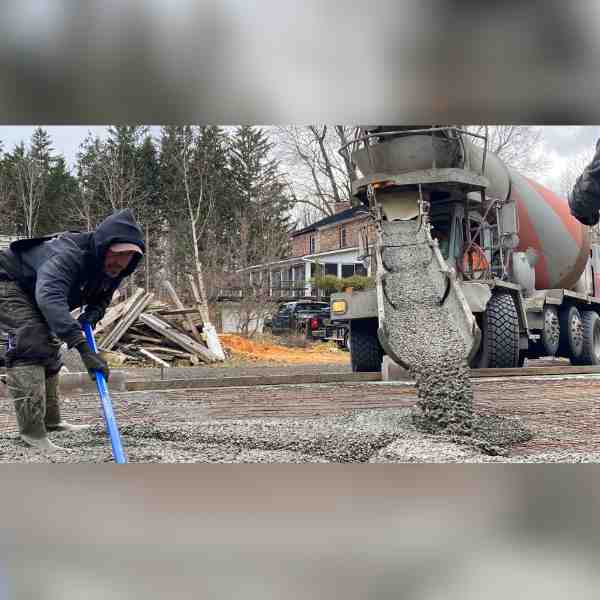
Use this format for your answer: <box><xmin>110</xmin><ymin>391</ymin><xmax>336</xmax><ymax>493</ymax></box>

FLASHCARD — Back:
<box><xmin>0</xmin><ymin>279</ymin><xmax>63</xmax><ymax>376</ymax></box>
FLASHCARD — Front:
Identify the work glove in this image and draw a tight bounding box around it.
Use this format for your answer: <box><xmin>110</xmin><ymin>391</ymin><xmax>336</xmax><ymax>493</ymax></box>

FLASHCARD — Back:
<box><xmin>78</xmin><ymin>306</ymin><xmax>104</xmax><ymax>330</ymax></box>
<box><xmin>75</xmin><ymin>341</ymin><xmax>110</xmax><ymax>381</ymax></box>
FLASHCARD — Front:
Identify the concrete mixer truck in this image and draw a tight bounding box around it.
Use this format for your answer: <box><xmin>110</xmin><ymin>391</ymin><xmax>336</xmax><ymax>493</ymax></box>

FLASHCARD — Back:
<box><xmin>329</xmin><ymin>126</ymin><xmax>600</xmax><ymax>371</ymax></box>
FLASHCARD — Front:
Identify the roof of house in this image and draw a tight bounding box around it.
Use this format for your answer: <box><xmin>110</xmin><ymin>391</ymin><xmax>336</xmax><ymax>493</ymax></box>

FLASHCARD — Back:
<box><xmin>291</xmin><ymin>206</ymin><xmax>368</xmax><ymax>237</ymax></box>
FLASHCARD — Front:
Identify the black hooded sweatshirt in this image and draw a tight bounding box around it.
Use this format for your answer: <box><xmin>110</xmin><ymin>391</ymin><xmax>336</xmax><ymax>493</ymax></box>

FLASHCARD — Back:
<box><xmin>0</xmin><ymin>209</ymin><xmax>144</xmax><ymax>348</ymax></box>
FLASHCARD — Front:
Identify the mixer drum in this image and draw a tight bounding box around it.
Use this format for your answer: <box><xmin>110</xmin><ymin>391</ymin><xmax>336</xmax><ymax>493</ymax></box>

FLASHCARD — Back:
<box><xmin>509</xmin><ymin>170</ymin><xmax>590</xmax><ymax>290</ymax></box>
<box><xmin>463</xmin><ymin>139</ymin><xmax>590</xmax><ymax>291</ymax></box>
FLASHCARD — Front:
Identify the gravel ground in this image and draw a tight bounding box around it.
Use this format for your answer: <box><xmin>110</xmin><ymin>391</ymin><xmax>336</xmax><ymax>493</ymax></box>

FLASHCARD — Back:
<box><xmin>1</xmin><ymin>405</ymin><xmax>595</xmax><ymax>463</ymax></box>
<box><xmin>3</xmin><ymin>353</ymin><xmax>600</xmax><ymax>463</ymax></box>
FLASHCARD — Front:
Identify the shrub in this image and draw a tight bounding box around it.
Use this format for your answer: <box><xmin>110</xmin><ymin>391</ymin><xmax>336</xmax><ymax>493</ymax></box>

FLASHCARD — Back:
<box><xmin>311</xmin><ymin>273</ymin><xmax>375</xmax><ymax>296</ymax></box>
<box><xmin>340</xmin><ymin>275</ymin><xmax>375</xmax><ymax>291</ymax></box>
<box><xmin>311</xmin><ymin>275</ymin><xmax>344</xmax><ymax>295</ymax></box>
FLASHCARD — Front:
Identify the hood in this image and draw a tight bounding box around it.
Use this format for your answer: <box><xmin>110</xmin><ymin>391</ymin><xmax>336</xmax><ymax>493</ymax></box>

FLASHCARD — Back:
<box><xmin>92</xmin><ymin>209</ymin><xmax>145</xmax><ymax>276</ymax></box>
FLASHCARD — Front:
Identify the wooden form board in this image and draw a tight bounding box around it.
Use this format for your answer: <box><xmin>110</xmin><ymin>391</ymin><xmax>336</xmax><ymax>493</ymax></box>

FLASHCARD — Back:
<box><xmin>138</xmin><ymin>348</ymin><xmax>170</xmax><ymax>368</ymax></box>
<box><xmin>155</xmin><ymin>308</ymin><xmax>201</xmax><ymax>316</ymax></box>
<box><xmin>139</xmin><ymin>345</ymin><xmax>191</xmax><ymax>357</ymax></box>
<box><xmin>100</xmin><ymin>292</ymin><xmax>154</xmax><ymax>350</ymax></box>
<box><xmin>95</xmin><ymin>288</ymin><xmax>145</xmax><ymax>335</ymax></box>
<box><xmin>163</xmin><ymin>280</ymin><xmax>203</xmax><ymax>343</ymax></box>
<box><xmin>139</xmin><ymin>313</ymin><xmax>218</xmax><ymax>363</ymax></box>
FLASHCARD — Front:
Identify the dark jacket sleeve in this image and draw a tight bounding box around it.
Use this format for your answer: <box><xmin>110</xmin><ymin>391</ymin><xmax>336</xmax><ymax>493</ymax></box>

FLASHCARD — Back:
<box><xmin>570</xmin><ymin>139</ymin><xmax>600</xmax><ymax>226</ymax></box>
<box><xmin>85</xmin><ymin>284</ymin><xmax>119</xmax><ymax>322</ymax></box>
<box><xmin>34</xmin><ymin>253</ymin><xmax>86</xmax><ymax>348</ymax></box>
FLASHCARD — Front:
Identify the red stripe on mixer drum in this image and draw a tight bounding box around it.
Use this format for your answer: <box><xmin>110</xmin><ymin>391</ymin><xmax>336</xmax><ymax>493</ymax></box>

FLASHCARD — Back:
<box><xmin>525</xmin><ymin>177</ymin><xmax>584</xmax><ymax>246</ymax></box>
<box><xmin>514</xmin><ymin>190</ymin><xmax>551</xmax><ymax>289</ymax></box>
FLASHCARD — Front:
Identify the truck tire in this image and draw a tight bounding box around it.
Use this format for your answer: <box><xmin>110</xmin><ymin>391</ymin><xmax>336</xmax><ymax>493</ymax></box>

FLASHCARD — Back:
<box><xmin>572</xmin><ymin>311</ymin><xmax>600</xmax><ymax>365</ymax></box>
<box><xmin>343</xmin><ymin>328</ymin><xmax>350</xmax><ymax>352</ymax></box>
<box><xmin>528</xmin><ymin>305</ymin><xmax>561</xmax><ymax>359</ymax></box>
<box><xmin>472</xmin><ymin>292</ymin><xmax>520</xmax><ymax>368</ymax></box>
<box><xmin>558</xmin><ymin>305</ymin><xmax>584</xmax><ymax>362</ymax></box>
<box><xmin>540</xmin><ymin>305</ymin><xmax>560</xmax><ymax>356</ymax></box>
<box><xmin>350</xmin><ymin>320</ymin><xmax>383</xmax><ymax>372</ymax></box>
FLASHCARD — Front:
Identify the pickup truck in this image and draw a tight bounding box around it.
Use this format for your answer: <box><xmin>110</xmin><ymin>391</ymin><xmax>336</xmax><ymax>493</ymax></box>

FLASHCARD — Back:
<box><xmin>264</xmin><ymin>301</ymin><xmax>349</xmax><ymax>348</ymax></box>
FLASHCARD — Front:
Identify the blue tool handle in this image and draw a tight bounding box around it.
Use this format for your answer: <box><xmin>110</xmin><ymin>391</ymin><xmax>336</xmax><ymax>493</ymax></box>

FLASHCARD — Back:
<box><xmin>82</xmin><ymin>321</ymin><xmax>127</xmax><ymax>464</ymax></box>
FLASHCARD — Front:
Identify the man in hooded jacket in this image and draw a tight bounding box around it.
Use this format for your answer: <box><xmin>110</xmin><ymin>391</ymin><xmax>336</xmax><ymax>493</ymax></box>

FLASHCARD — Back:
<box><xmin>0</xmin><ymin>209</ymin><xmax>145</xmax><ymax>452</ymax></box>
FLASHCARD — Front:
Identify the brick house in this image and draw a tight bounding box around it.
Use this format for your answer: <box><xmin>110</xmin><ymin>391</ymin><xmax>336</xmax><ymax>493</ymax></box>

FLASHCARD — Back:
<box><xmin>239</xmin><ymin>201</ymin><xmax>377</xmax><ymax>300</ymax></box>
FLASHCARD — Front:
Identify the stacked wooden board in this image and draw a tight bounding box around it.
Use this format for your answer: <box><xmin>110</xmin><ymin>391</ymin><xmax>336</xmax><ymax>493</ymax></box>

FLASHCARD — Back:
<box><xmin>93</xmin><ymin>285</ymin><xmax>222</xmax><ymax>367</ymax></box>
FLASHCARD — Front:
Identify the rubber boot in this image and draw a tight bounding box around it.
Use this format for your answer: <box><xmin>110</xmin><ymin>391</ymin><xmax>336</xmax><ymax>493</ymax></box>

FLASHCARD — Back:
<box><xmin>7</xmin><ymin>365</ymin><xmax>65</xmax><ymax>452</ymax></box>
<box><xmin>45</xmin><ymin>372</ymin><xmax>91</xmax><ymax>433</ymax></box>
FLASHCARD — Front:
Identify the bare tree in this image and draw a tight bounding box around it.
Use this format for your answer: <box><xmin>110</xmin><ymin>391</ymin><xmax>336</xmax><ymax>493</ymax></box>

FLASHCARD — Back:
<box><xmin>557</xmin><ymin>147</ymin><xmax>599</xmax><ymax>241</ymax></box>
<box><xmin>174</xmin><ymin>129</ymin><xmax>214</xmax><ymax>281</ymax></box>
<box><xmin>170</xmin><ymin>126</ymin><xmax>225</xmax><ymax>359</ymax></box>
<box><xmin>466</xmin><ymin>125</ymin><xmax>550</xmax><ymax>177</ymax></box>
<box><xmin>70</xmin><ymin>188</ymin><xmax>95</xmax><ymax>231</ymax></box>
<box><xmin>276</xmin><ymin>125</ymin><xmax>357</xmax><ymax>225</ymax></box>
<box><xmin>0</xmin><ymin>167</ymin><xmax>15</xmax><ymax>236</ymax></box>
<box><xmin>14</xmin><ymin>155</ymin><xmax>46</xmax><ymax>237</ymax></box>
<box><xmin>557</xmin><ymin>149</ymin><xmax>595</xmax><ymax>199</ymax></box>
<box><xmin>95</xmin><ymin>143</ymin><xmax>142</xmax><ymax>213</ymax></box>
<box><xmin>219</xmin><ymin>270</ymin><xmax>277</xmax><ymax>337</ymax></box>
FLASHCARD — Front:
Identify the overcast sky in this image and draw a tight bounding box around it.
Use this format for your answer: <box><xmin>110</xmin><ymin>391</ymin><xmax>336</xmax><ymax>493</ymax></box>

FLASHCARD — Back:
<box><xmin>0</xmin><ymin>125</ymin><xmax>111</xmax><ymax>169</ymax></box>
<box><xmin>1</xmin><ymin>125</ymin><xmax>599</xmax><ymax>195</ymax></box>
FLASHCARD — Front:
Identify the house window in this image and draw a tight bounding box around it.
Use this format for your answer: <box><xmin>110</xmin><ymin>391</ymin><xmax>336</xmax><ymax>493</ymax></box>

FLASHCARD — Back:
<box><xmin>285</xmin><ymin>267</ymin><xmax>294</xmax><ymax>296</ymax></box>
<box><xmin>325</xmin><ymin>263</ymin><xmax>337</xmax><ymax>276</ymax></box>
<box><xmin>340</xmin><ymin>264</ymin><xmax>368</xmax><ymax>279</ymax></box>
<box><xmin>341</xmin><ymin>264</ymin><xmax>354</xmax><ymax>278</ymax></box>
<box><xmin>355</xmin><ymin>263</ymin><xmax>367</xmax><ymax>276</ymax></box>
<box><xmin>339</xmin><ymin>225</ymin><xmax>347</xmax><ymax>248</ymax></box>
<box><xmin>309</xmin><ymin>234</ymin><xmax>316</xmax><ymax>254</ymax></box>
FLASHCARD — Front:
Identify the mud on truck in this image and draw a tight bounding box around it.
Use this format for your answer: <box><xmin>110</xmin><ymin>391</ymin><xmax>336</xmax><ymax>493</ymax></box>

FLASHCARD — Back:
<box><xmin>330</xmin><ymin>126</ymin><xmax>600</xmax><ymax>372</ymax></box>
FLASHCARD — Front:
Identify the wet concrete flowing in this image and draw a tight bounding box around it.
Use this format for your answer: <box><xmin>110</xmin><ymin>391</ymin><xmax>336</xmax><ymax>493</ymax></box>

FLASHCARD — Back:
<box><xmin>378</xmin><ymin>218</ymin><xmax>532</xmax><ymax>455</ymax></box>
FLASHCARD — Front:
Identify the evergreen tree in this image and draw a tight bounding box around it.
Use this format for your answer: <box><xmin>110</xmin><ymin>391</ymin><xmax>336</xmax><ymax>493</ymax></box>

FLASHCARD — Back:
<box><xmin>7</xmin><ymin>138</ymin><xmax>47</xmax><ymax>237</ymax></box>
<box><xmin>193</xmin><ymin>126</ymin><xmax>232</xmax><ymax>260</ymax></box>
<box><xmin>0</xmin><ymin>143</ymin><xmax>18</xmax><ymax>236</ymax></box>
<box><xmin>134</xmin><ymin>133</ymin><xmax>162</xmax><ymax>290</ymax></box>
<box><xmin>40</xmin><ymin>156</ymin><xmax>80</xmax><ymax>234</ymax></box>
<box><xmin>158</xmin><ymin>125</ymin><xmax>192</xmax><ymax>288</ymax></box>
<box><xmin>73</xmin><ymin>133</ymin><xmax>108</xmax><ymax>230</ymax></box>
<box><xmin>30</xmin><ymin>127</ymin><xmax>53</xmax><ymax>171</ymax></box>
<box><xmin>227</xmin><ymin>126</ymin><xmax>292</xmax><ymax>270</ymax></box>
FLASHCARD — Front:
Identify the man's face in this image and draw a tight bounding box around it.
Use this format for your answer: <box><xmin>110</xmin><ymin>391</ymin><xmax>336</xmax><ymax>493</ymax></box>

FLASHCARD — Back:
<box><xmin>103</xmin><ymin>249</ymin><xmax>135</xmax><ymax>278</ymax></box>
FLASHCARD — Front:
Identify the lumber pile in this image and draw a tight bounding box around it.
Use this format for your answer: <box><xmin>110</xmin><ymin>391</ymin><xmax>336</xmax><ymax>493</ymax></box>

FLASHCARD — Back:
<box><xmin>92</xmin><ymin>284</ymin><xmax>224</xmax><ymax>367</ymax></box>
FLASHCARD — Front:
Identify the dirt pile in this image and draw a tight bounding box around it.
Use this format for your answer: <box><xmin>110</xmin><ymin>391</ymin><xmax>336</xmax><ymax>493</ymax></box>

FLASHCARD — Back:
<box><xmin>219</xmin><ymin>334</ymin><xmax>349</xmax><ymax>365</ymax></box>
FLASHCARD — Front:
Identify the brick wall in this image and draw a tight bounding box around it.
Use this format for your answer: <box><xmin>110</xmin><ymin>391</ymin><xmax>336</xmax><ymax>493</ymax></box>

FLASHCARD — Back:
<box><xmin>291</xmin><ymin>231</ymin><xmax>317</xmax><ymax>257</ymax></box>
<box><xmin>319</xmin><ymin>215</ymin><xmax>374</xmax><ymax>252</ymax></box>
<box><xmin>290</xmin><ymin>215</ymin><xmax>377</xmax><ymax>257</ymax></box>
<box><xmin>291</xmin><ymin>234</ymin><xmax>308</xmax><ymax>257</ymax></box>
